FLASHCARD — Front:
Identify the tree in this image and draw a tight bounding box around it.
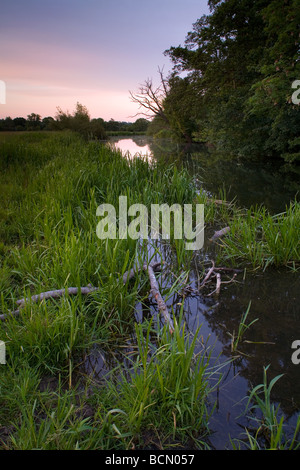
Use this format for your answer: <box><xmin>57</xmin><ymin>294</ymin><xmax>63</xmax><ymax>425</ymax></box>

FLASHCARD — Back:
<box><xmin>246</xmin><ymin>0</ymin><xmax>300</xmax><ymax>162</ymax></box>
<box><xmin>54</xmin><ymin>102</ymin><xmax>106</xmax><ymax>140</ymax></box>
<box><xmin>129</xmin><ymin>68</ymin><xmax>170</xmax><ymax>124</ymax></box>
<box><xmin>164</xmin><ymin>0</ymin><xmax>300</xmax><ymax>160</ymax></box>
<box><xmin>89</xmin><ymin>118</ymin><xmax>106</xmax><ymax>140</ymax></box>
<box><xmin>42</xmin><ymin>116</ymin><xmax>55</xmax><ymax>130</ymax></box>
<box><xmin>131</xmin><ymin>118</ymin><xmax>149</xmax><ymax>133</ymax></box>
<box><xmin>130</xmin><ymin>68</ymin><xmax>194</xmax><ymax>141</ymax></box>
<box><xmin>27</xmin><ymin>113</ymin><xmax>42</xmax><ymax>130</ymax></box>
<box><xmin>13</xmin><ymin>117</ymin><xmax>27</xmax><ymax>131</ymax></box>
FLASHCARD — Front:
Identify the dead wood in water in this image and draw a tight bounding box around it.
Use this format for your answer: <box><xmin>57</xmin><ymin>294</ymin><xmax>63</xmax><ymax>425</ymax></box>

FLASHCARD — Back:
<box><xmin>146</xmin><ymin>263</ymin><xmax>175</xmax><ymax>334</ymax></box>
<box><xmin>198</xmin><ymin>260</ymin><xmax>238</xmax><ymax>297</ymax></box>
<box><xmin>1</xmin><ymin>258</ymin><xmax>239</xmax><ymax>324</ymax></box>
<box><xmin>122</xmin><ymin>261</ymin><xmax>161</xmax><ymax>284</ymax></box>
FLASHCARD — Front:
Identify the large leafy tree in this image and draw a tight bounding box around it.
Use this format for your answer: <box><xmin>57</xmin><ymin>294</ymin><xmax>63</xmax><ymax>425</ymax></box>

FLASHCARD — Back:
<box><xmin>164</xmin><ymin>0</ymin><xmax>299</xmax><ymax>161</ymax></box>
<box><xmin>246</xmin><ymin>0</ymin><xmax>300</xmax><ymax>162</ymax></box>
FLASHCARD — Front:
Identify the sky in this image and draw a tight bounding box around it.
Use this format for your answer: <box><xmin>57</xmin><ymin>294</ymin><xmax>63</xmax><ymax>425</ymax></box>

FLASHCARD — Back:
<box><xmin>0</xmin><ymin>0</ymin><xmax>209</xmax><ymax>121</ymax></box>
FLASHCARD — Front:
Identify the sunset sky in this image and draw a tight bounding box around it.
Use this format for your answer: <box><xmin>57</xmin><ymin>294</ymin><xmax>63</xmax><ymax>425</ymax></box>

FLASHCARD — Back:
<box><xmin>0</xmin><ymin>0</ymin><xmax>209</xmax><ymax>122</ymax></box>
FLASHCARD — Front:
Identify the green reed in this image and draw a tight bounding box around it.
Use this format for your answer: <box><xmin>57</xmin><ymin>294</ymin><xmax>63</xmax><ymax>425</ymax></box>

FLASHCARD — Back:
<box><xmin>216</xmin><ymin>202</ymin><xmax>300</xmax><ymax>270</ymax></box>
<box><xmin>232</xmin><ymin>366</ymin><xmax>300</xmax><ymax>450</ymax></box>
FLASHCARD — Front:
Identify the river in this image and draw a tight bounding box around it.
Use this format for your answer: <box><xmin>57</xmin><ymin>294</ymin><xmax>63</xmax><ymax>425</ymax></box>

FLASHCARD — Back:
<box><xmin>88</xmin><ymin>135</ymin><xmax>300</xmax><ymax>449</ymax></box>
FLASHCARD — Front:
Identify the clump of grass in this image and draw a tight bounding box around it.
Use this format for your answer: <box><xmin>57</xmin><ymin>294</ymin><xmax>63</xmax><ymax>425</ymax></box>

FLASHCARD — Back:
<box><xmin>217</xmin><ymin>202</ymin><xmax>300</xmax><ymax>270</ymax></box>
<box><xmin>0</xmin><ymin>367</ymin><xmax>107</xmax><ymax>450</ymax></box>
<box><xmin>227</xmin><ymin>301</ymin><xmax>258</xmax><ymax>353</ymax></box>
<box><xmin>100</xmin><ymin>318</ymin><xmax>216</xmax><ymax>448</ymax></box>
<box><xmin>232</xmin><ymin>366</ymin><xmax>300</xmax><ymax>450</ymax></box>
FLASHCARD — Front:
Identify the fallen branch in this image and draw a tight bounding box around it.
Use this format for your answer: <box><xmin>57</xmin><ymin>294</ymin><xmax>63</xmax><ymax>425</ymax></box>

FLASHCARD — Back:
<box><xmin>122</xmin><ymin>261</ymin><xmax>161</xmax><ymax>284</ymax></box>
<box><xmin>198</xmin><ymin>260</ymin><xmax>239</xmax><ymax>297</ymax></box>
<box><xmin>146</xmin><ymin>263</ymin><xmax>175</xmax><ymax>334</ymax></box>
<box><xmin>1</xmin><ymin>261</ymin><xmax>162</xmax><ymax>321</ymax></box>
<box><xmin>213</xmin><ymin>267</ymin><xmax>242</xmax><ymax>274</ymax></box>
<box><xmin>15</xmin><ymin>286</ymin><xmax>99</xmax><ymax>308</ymax></box>
<box><xmin>213</xmin><ymin>199</ymin><xmax>231</xmax><ymax>207</ymax></box>
<box><xmin>0</xmin><ymin>286</ymin><xmax>100</xmax><ymax>321</ymax></box>
<box><xmin>207</xmin><ymin>198</ymin><xmax>232</xmax><ymax>207</ymax></box>
<box><xmin>207</xmin><ymin>272</ymin><xmax>221</xmax><ymax>297</ymax></box>
<box><xmin>216</xmin><ymin>272</ymin><xmax>221</xmax><ymax>295</ymax></box>
<box><xmin>199</xmin><ymin>260</ymin><xmax>215</xmax><ymax>290</ymax></box>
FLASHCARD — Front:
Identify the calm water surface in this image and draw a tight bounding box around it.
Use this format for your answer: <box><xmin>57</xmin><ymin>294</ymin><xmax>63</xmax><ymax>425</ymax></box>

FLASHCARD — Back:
<box><xmin>87</xmin><ymin>136</ymin><xmax>300</xmax><ymax>449</ymax></box>
<box><xmin>109</xmin><ymin>135</ymin><xmax>299</xmax><ymax>212</ymax></box>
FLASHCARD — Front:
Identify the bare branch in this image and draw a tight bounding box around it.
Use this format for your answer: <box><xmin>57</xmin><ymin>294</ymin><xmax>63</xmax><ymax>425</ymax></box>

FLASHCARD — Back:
<box><xmin>129</xmin><ymin>68</ymin><xmax>170</xmax><ymax>123</ymax></box>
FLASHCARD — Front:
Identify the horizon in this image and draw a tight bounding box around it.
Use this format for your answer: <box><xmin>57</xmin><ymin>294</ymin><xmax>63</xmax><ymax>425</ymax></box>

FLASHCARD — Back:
<box><xmin>0</xmin><ymin>0</ymin><xmax>209</xmax><ymax>122</ymax></box>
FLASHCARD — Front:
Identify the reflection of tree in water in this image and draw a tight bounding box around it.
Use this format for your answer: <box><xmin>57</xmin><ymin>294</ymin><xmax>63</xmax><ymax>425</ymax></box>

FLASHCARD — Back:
<box><xmin>146</xmin><ymin>138</ymin><xmax>299</xmax><ymax>213</ymax></box>
<box><xmin>112</xmin><ymin>136</ymin><xmax>299</xmax><ymax>213</ymax></box>
<box><xmin>130</xmin><ymin>135</ymin><xmax>151</xmax><ymax>148</ymax></box>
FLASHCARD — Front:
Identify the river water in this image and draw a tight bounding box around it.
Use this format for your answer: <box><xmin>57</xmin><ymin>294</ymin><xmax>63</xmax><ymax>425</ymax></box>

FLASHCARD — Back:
<box><xmin>89</xmin><ymin>136</ymin><xmax>300</xmax><ymax>449</ymax></box>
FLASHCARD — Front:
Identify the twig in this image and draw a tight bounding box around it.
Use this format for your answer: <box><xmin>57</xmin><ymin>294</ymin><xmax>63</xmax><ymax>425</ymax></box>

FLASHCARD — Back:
<box><xmin>198</xmin><ymin>260</ymin><xmax>215</xmax><ymax>290</ymax></box>
<box><xmin>220</xmin><ymin>273</ymin><xmax>237</xmax><ymax>284</ymax></box>
<box><xmin>207</xmin><ymin>272</ymin><xmax>221</xmax><ymax>297</ymax></box>
<box><xmin>213</xmin><ymin>267</ymin><xmax>243</xmax><ymax>274</ymax></box>
<box><xmin>215</xmin><ymin>272</ymin><xmax>221</xmax><ymax>295</ymax></box>
<box><xmin>198</xmin><ymin>260</ymin><xmax>239</xmax><ymax>297</ymax></box>
<box><xmin>122</xmin><ymin>261</ymin><xmax>161</xmax><ymax>284</ymax></box>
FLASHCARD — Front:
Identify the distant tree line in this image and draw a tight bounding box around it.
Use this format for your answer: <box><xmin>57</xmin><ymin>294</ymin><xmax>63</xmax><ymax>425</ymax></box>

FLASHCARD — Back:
<box><xmin>131</xmin><ymin>0</ymin><xmax>300</xmax><ymax>163</ymax></box>
<box><xmin>0</xmin><ymin>102</ymin><xmax>149</xmax><ymax>139</ymax></box>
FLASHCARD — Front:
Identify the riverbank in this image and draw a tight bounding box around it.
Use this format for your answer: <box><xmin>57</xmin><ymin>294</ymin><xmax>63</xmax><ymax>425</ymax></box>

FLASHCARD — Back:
<box><xmin>0</xmin><ymin>131</ymin><xmax>299</xmax><ymax>450</ymax></box>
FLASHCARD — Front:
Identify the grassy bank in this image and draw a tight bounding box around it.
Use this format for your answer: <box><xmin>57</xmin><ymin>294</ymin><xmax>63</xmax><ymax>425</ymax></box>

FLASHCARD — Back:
<box><xmin>0</xmin><ymin>131</ymin><xmax>215</xmax><ymax>449</ymax></box>
<box><xmin>0</xmin><ymin>131</ymin><xmax>299</xmax><ymax>449</ymax></box>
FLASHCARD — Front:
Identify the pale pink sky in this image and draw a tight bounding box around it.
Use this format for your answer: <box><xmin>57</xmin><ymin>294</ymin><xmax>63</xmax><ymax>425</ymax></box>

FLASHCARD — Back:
<box><xmin>0</xmin><ymin>0</ymin><xmax>209</xmax><ymax>121</ymax></box>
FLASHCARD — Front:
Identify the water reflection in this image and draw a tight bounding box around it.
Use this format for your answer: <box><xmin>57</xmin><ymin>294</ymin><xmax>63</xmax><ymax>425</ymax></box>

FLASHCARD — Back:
<box><xmin>110</xmin><ymin>136</ymin><xmax>299</xmax><ymax>213</ymax></box>
<box><xmin>89</xmin><ymin>136</ymin><xmax>300</xmax><ymax>448</ymax></box>
<box><xmin>109</xmin><ymin>136</ymin><xmax>152</xmax><ymax>161</ymax></box>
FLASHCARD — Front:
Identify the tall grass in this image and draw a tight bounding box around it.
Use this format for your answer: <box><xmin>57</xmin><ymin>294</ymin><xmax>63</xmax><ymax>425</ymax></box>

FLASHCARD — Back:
<box><xmin>232</xmin><ymin>366</ymin><xmax>300</xmax><ymax>450</ymax></box>
<box><xmin>90</xmin><ymin>318</ymin><xmax>216</xmax><ymax>448</ymax></box>
<box><xmin>0</xmin><ymin>131</ymin><xmax>214</xmax><ymax>449</ymax></box>
<box><xmin>216</xmin><ymin>203</ymin><xmax>300</xmax><ymax>270</ymax></box>
<box><xmin>0</xmin><ymin>131</ymin><xmax>298</xmax><ymax>449</ymax></box>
